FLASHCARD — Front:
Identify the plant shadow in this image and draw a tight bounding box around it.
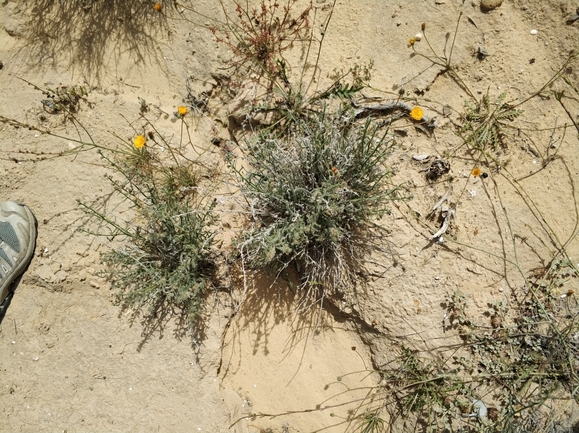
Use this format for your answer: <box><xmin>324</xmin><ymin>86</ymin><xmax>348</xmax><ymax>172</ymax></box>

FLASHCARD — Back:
<box><xmin>12</xmin><ymin>0</ymin><xmax>172</xmax><ymax>83</ymax></box>
<box><xmin>219</xmin><ymin>268</ymin><xmax>334</xmax><ymax>379</ymax></box>
<box><xmin>121</xmin><ymin>292</ymin><xmax>208</xmax><ymax>355</ymax></box>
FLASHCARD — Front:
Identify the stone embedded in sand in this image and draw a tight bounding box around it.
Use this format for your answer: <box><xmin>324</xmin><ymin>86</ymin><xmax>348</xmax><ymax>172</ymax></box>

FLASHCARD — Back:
<box><xmin>480</xmin><ymin>0</ymin><xmax>503</xmax><ymax>12</ymax></box>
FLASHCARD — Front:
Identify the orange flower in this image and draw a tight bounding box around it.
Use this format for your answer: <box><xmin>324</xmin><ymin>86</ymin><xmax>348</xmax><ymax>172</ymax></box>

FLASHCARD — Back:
<box><xmin>331</xmin><ymin>166</ymin><xmax>339</xmax><ymax>175</ymax></box>
<box><xmin>409</xmin><ymin>107</ymin><xmax>423</xmax><ymax>121</ymax></box>
<box><xmin>133</xmin><ymin>135</ymin><xmax>146</xmax><ymax>149</ymax></box>
<box><xmin>177</xmin><ymin>106</ymin><xmax>188</xmax><ymax>116</ymax></box>
<box><xmin>471</xmin><ymin>167</ymin><xmax>482</xmax><ymax>177</ymax></box>
<box><xmin>153</xmin><ymin>3</ymin><xmax>162</xmax><ymax>11</ymax></box>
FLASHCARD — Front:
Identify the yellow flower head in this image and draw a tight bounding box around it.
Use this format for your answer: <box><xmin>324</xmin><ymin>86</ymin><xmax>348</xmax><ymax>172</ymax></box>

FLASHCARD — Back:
<box><xmin>408</xmin><ymin>37</ymin><xmax>416</xmax><ymax>47</ymax></box>
<box><xmin>153</xmin><ymin>3</ymin><xmax>162</xmax><ymax>11</ymax></box>
<box><xmin>133</xmin><ymin>135</ymin><xmax>146</xmax><ymax>149</ymax></box>
<box><xmin>471</xmin><ymin>167</ymin><xmax>482</xmax><ymax>177</ymax></box>
<box><xmin>409</xmin><ymin>107</ymin><xmax>424</xmax><ymax>121</ymax></box>
<box><xmin>177</xmin><ymin>106</ymin><xmax>188</xmax><ymax>116</ymax></box>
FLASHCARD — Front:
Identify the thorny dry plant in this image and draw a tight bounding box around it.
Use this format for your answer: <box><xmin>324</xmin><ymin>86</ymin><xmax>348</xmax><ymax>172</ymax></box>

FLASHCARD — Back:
<box><xmin>210</xmin><ymin>0</ymin><xmax>313</xmax><ymax>92</ymax></box>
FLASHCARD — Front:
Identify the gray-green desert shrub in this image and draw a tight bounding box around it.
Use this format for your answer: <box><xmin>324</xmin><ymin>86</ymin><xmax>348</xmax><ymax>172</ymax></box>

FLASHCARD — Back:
<box><xmin>79</xmin><ymin>123</ymin><xmax>217</xmax><ymax>329</ymax></box>
<box><xmin>235</xmin><ymin>106</ymin><xmax>400</xmax><ymax>305</ymax></box>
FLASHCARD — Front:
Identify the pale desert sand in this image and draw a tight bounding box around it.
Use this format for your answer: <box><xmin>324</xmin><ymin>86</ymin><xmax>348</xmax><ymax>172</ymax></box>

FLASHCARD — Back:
<box><xmin>1</xmin><ymin>1</ymin><xmax>578</xmax><ymax>432</ymax></box>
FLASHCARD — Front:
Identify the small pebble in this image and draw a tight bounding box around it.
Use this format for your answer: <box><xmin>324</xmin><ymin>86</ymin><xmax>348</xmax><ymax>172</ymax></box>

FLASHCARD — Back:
<box><xmin>530</xmin><ymin>29</ymin><xmax>538</xmax><ymax>35</ymax></box>
<box><xmin>480</xmin><ymin>0</ymin><xmax>503</xmax><ymax>11</ymax></box>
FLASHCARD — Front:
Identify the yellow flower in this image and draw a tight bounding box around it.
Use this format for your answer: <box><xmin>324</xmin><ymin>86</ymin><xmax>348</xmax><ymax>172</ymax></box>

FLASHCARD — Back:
<box><xmin>153</xmin><ymin>3</ymin><xmax>162</xmax><ymax>11</ymax></box>
<box><xmin>409</xmin><ymin>107</ymin><xmax>424</xmax><ymax>121</ymax></box>
<box><xmin>408</xmin><ymin>37</ymin><xmax>416</xmax><ymax>47</ymax></box>
<box><xmin>133</xmin><ymin>135</ymin><xmax>146</xmax><ymax>149</ymax></box>
<box><xmin>177</xmin><ymin>106</ymin><xmax>188</xmax><ymax>116</ymax></box>
<box><xmin>471</xmin><ymin>167</ymin><xmax>482</xmax><ymax>177</ymax></box>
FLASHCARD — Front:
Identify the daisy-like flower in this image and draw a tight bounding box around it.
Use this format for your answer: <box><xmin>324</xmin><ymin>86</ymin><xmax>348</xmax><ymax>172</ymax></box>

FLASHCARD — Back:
<box><xmin>177</xmin><ymin>106</ymin><xmax>188</xmax><ymax>116</ymax></box>
<box><xmin>153</xmin><ymin>3</ymin><xmax>162</xmax><ymax>11</ymax></box>
<box><xmin>471</xmin><ymin>167</ymin><xmax>482</xmax><ymax>177</ymax></box>
<box><xmin>133</xmin><ymin>135</ymin><xmax>146</xmax><ymax>149</ymax></box>
<box><xmin>409</xmin><ymin>106</ymin><xmax>424</xmax><ymax>121</ymax></box>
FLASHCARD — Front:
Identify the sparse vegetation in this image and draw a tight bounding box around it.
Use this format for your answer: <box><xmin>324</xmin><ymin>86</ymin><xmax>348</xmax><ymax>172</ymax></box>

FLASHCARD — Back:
<box><xmin>14</xmin><ymin>77</ymin><xmax>91</xmax><ymax>121</ymax></box>
<box><xmin>2</xmin><ymin>1</ymin><xmax>578</xmax><ymax>432</ymax></box>
<box><xmin>210</xmin><ymin>0</ymin><xmax>313</xmax><ymax>92</ymax></box>
<box><xmin>332</xmin><ymin>6</ymin><xmax>579</xmax><ymax>433</ymax></box>
<box><xmin>182</xmin><ymin>0</ymin><xmax>371</xmax><ymax>133</ymax></box>
<box><xmin>76</xmin><ymin>108</ymin><xmax>219</xmax><ymax>331</ymax></box>
<box><xmin>347</xmin><ymin>269</ymin><xmax>578</xmax><ymax>433</ymax></box>
<box><xmin>41</xmin><ymin>84</ymin><xmax>90</xmax><ymax>115</ymax></box>
<box><xmin>460</xmin><ymin>91</ymin><xmax>523</xmax><ymax>151</ymax></box>
<box><xmin>80</xmin><ymin>153</ymin><xmax>217</xmax><ymax>327</ymax></box>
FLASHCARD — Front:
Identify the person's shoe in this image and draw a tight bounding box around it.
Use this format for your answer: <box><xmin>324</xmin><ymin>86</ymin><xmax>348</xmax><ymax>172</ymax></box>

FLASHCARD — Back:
<box><xmin>0</xmin><ymin>201</ymin><xmax>37</xmax><ymax>305</ymax></box>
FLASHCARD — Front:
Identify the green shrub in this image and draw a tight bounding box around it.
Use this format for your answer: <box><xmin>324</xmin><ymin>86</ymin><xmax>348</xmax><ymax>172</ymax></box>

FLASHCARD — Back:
<box><xmin>80</xmin><ymin>125</ymin><xmax>217</xmax><ymax>328</ymax></box>
<box><xmin>235</xmin><ymin>106</ymin><xmax>400</xmax><ymax>305</ymax></box>
<box><xmin>41</xmin><ymin>84</ymin><xmax>89</xmax><ymax>114</ymax></box>
<box><xmin>460</xmin><ymin>91</ymin><xmax>523</xmax><ymax>152</ymax></box>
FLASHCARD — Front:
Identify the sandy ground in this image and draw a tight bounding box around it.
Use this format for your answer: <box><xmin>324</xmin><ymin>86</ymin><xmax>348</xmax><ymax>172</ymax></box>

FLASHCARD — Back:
<box><xmin>1</xmin><ymin>0</ymin><xmax>579</xmax><ymax>432</ymax></box>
